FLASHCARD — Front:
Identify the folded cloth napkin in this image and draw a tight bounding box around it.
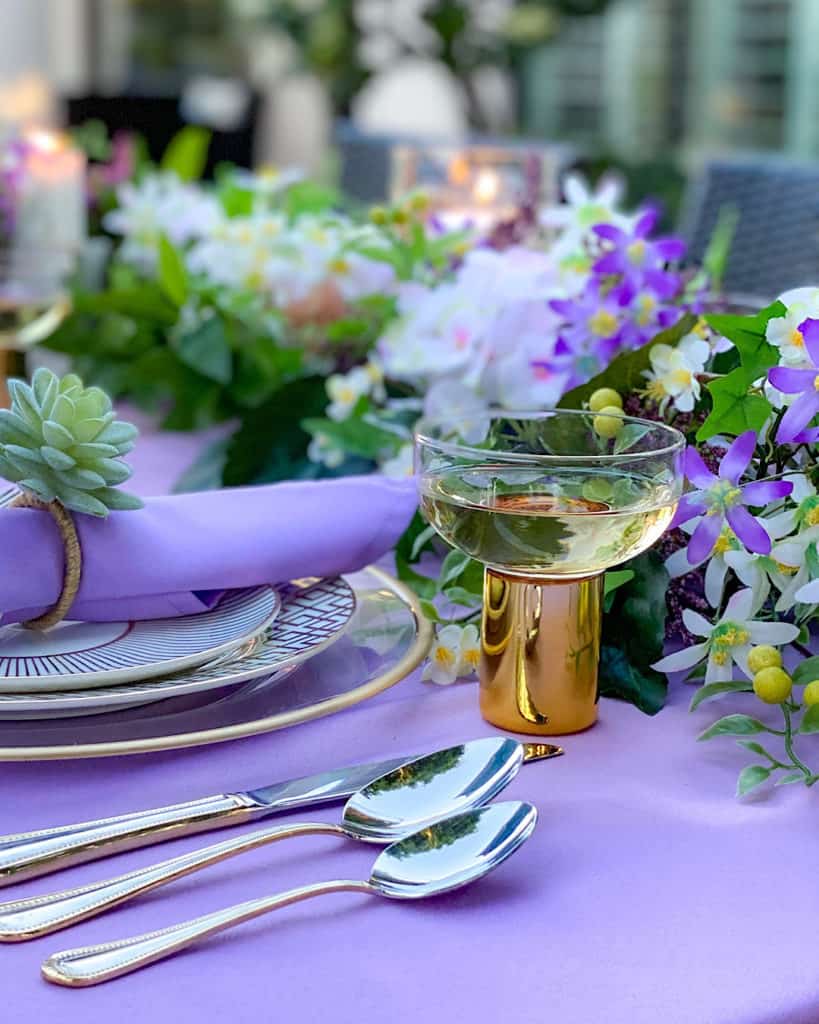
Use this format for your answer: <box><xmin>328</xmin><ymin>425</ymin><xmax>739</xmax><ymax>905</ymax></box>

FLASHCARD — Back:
<box><xmin>0</xmin><ymin>475</ymin><xmax>418</xmax><ymax>625</ymax></box>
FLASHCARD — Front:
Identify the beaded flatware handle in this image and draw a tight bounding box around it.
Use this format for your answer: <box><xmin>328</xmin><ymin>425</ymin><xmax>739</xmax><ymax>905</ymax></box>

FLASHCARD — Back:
<box><xmin>42</xmin><ymin>879</ymin><xmax>371</xmax><ymax>987</ymax></box>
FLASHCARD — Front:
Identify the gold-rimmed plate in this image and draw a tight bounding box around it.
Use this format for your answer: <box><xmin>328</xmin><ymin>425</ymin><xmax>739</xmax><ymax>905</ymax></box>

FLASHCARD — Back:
<box><xmin>0</xmin><ymin>567</ymin><xmax>431</xmax><ymax>759</ymax></box>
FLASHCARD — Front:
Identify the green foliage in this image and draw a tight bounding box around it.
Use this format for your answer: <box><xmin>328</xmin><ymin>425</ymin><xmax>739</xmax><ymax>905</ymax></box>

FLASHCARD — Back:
<box><xmin>599</xmin><ymin>551</ymin><xmax>669</xmax><ymax>712</ymax></box>
<box><xmin>0</xmin><ymin>368</ymin><xmax>142</xmax><ymax>517</ymax></box>
<box><xmin>301</xmin><ymin>414</ymin><xmax>400</xmax><ymax>461</ymax></box>
<box><xmin>689</xmin><ymin>680</ymin><xmax>753</xmax><ymax>711</ymax></box>
<box><xmin>558</xmin><ymin>313</ymin><xmax>698</xmax><ymax>410</ymax></box>
<box><xmin>736</xmin><ymin>764</ymin><xmax>772</xmax><ymax>797</ymax></box>
<box><xmin>697</xmin><ymin>302</ymin><xmax>785</xmax><ymax>442</ymax></box>
<box><xmin>792</xmin><ymin>656</ymin><xmax>819</xmax><ymax>688</ymax></box>
<box><xmin>160</xmin><ymin>126</ymin><xmax>211</xmax><ymax>182</ymax></box>
<box><xmin>158</xmin><ymin>236</ymin><xmax>189</xmax><ymax>307</ymax></box>
<box><xmin>697</xmin><ymin>714</ymin><xmax>771</xmax><ymax>740</ymax></box>
<box><xmin>283</xmin><ymin>181</ymin><xmax>339</xmax><ymax>219</ymax></box>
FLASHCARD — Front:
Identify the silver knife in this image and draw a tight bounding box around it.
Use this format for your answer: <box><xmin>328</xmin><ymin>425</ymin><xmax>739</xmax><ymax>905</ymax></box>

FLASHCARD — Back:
<box><xmin>0</xmin><ymin>741</ymin><xmax>561</xmax><ymax>887</ymax></box>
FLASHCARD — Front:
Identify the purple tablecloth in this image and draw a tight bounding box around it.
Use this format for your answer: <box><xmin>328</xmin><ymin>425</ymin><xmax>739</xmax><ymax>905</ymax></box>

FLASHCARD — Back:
<box><xmin>4</xmin><ymin>424</ymin><xmax>818</xmax><ymax>1024</ymax></box>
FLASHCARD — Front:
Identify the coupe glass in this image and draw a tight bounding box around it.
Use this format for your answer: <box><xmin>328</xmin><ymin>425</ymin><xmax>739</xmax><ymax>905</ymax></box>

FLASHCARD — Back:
<box><xmin>415</xmin><ymin>409</ymin><xmax>685</xmax><ymax>734</ymax></box>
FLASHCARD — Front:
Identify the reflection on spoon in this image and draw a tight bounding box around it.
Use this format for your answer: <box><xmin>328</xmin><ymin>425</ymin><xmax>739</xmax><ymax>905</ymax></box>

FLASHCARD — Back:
<box><xmin>42</xmin><ymin>801</ymin><xmax>537</xmax><ymax>987</ymax></box>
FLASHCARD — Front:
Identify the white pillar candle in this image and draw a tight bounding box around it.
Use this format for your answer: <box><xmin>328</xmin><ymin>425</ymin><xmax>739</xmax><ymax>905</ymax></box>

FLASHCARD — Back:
<box><xmin>16</xmin><ymin>129</ymin><xmax>86</xmax><ymax>254</ymax></box>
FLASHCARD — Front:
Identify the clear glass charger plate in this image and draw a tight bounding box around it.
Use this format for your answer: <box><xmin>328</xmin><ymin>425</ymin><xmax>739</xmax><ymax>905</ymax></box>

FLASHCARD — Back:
<box><xmin>0</xmin><ymin>567</ymin><xmax>432</xmax><ymax>761</ymax></box>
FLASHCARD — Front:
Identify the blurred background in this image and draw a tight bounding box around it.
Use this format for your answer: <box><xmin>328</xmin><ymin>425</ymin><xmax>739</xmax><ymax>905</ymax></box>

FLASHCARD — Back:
<box><xmin>1</xmin><ymin>0</ymin><xmax>816</xmax><ymax>259</ymax></box>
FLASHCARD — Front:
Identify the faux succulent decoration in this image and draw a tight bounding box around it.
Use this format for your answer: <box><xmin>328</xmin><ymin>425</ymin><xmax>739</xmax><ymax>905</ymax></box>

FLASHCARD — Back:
<box><xmin>0</xmin><ymin>368</ymin><xmax>142</xmax><ymax>517</ymax></box>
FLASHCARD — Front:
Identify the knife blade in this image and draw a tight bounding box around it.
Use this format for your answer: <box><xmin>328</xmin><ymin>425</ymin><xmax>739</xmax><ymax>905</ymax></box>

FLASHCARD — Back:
<box><xmin>0</xmin><ymin>741</ymin><xmax>562</xmax><ymax>887</ymax></box>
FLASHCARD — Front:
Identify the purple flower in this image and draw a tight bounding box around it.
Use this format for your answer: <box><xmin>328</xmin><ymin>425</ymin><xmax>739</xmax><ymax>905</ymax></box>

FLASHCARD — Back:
<box><xmin>592</xmin><ymin>208</ymin><xmax>686</xmax><ymax>297</ymax></box>
<box><xmin>672</xmin><ymin>431</ymin><xmax>793</xmax><ymax>562</ymax></box>
<box><xmin>548</xmin><ymin>279</ymin><xmax>630</xmax><ymax>385</ymax></box>
<box><xmin>768</xmin><ymin>317</ymin><xmax>819</xmax><ymax>443</ymax></box>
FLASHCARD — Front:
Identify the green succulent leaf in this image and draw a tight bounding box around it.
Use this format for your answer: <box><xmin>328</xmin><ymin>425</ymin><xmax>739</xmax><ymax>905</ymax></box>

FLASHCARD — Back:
<box><xmin>0</xmin><ymin>368</ymin><xmax>143</xmax><ymax>518</ymax></box>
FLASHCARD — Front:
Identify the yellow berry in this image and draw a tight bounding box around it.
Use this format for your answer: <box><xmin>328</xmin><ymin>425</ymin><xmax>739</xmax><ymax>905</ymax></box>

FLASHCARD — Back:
<box><xmin>369</xmin><ymin>206</ymin><xmax>388</xmax><ymax>225</ymax></box>
<box><xmin>589</xmin><ymin>387</ymin><xmax>623</xmax><ymax>413</ymax></box>
<box><xmin>409</xmin><ymin>191</ymin><xmax>430</xmax><ymax>213</ymax></box>
<box><xmin>391</xmin><ymin>207</ymin><xmax>409</xmax><ymax>225</ymax></box>
<box><xmin>747</xmin><ymin>645</ymin><xmax>782</xmax><ymax>674</ymax></box>
<box><xmin>803</xmin><ymin>680</ymin><xmax>819</xmax><ymax>706</ymax></box>
<box><xmin>593</xmin><ymin>407</ymin><xmax>624</xmax><ymax>439</ymax></box>
<box><xmin>752</xmin><ymin>667</ymin><xmax>792</xmax><ymax>704</ymax></box>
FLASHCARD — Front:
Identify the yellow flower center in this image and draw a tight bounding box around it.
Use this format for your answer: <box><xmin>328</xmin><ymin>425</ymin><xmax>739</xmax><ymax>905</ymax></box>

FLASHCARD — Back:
<box><xmin>713</xmin><ymin>528</ymin><xmax>739</xmax><ymax>555</ymax></box>
<box><xmin>671</xmin><ymin>367</ymin><xmax>693</xmax><ymax>388</ymax></box>
<box><xmin>635</xmin><ymin>294</ymin><xmax>656</xmax><ymax>326</ymax></box>
<box><xmin>807</xmin><ymin>506</ymin><xmax>819</xmax><ymax>526</ymax></box>
<box><xmin>626</xmin><ymin>239</ymin><xmax>647</xmax><ymax>265</ymax></box>
<box><xmin>711</xmin><ymin>650</ymin><xmax>729</xmax><ymax>665</ymax></box>
<box><xmin>814</xmin><ymin>374</ymin><xmax>819</xmax><ymax>392</ymax></box>
<box><xmin>462</xmin><ymin>647</ymin><xmax>480</xmax><ymax>670</ymax></box>
<box><xmin>790</xmin><ymin>328</ymin><xmax>805</xmax><ymax>348</ymax></box>
<box><xmin>774</xmin><ymin>561</ymin><xmax>798</xmax><ymax>576</ymax></box>
<box><xmin>588</xmin><ymin>309</ymin><xmax>619</xmax><ymax>337</ymax></box>
<box><xmin>646</xmin><ymin>378</ymin><xmax>667</xmax><ymax>400</ymax></box>
<box><xmin>434</xmin><ymin>646</ymin><xmax>456</xmax><ymax>667</ymax></box>
<box><xmin>329</xmin><ymin>257</ymin><xmax>350</xmax><ymax>274</ymax></box>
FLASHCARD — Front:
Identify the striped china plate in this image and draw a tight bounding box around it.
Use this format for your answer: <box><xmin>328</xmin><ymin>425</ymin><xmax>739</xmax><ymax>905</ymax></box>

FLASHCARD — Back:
<box><xmin>0</xmin><ymin>586</ymin><xmax>281</xmax><ymax>692</ymax></box>
<box><xmin>0</xmin><ymin>576</ymin><xmax>355</xmax><ymax>717</ymax></box>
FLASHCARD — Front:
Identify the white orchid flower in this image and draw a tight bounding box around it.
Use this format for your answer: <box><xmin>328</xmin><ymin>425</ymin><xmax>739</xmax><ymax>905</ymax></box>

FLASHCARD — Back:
<box><xmin>326</xmin><ymin>366</ymin><xmax>372</xmax><ymax>421</ymax></box>
<box><xmin>653</xmin><ymin>588</ymin><xmax>799</xmax><ymax>683</ymax></box>
<box><xmin>422</xmin><ymin>623</ymin><xmax>481</xmax><ymax>685</ymax></box>
<box><xmin>643</xmin><ymin>332</ymin><xmax>710</xmax><ymax>414</ymax></box>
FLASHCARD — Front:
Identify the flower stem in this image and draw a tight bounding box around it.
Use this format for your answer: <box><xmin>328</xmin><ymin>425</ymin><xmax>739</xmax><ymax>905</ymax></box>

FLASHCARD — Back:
<box><xmin>782</xmin><ymin>704</ymin><xmax>813</xmax><ymax>781</ymax></box>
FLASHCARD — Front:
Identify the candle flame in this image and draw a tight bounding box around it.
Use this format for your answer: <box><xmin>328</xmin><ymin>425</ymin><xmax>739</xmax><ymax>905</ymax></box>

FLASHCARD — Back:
<box><xmin>473</xmin><ymin>169</ymin><xmax>501</xmax><ymax>205</ymax></box>
<box><xmin>24</xmin><ymin>128</ymin><xmax>65</xmax><ymax>154</ymax></box>
<box><xmin>447</xmin><ymin>154</ymin><xmax>470</xmax><ymax>187</ymax></box>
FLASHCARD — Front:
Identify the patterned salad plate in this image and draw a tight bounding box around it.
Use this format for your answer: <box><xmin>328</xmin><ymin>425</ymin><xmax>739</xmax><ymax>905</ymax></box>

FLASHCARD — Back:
<box><xmin>0</xmin><ymin>576</ymin><xmax>355</xmax><ymax>717</ymax></box>
<box><xmin>0</xmin><ymin>586</ymin><xmax>281</xmax><ymax>692</ymax></box>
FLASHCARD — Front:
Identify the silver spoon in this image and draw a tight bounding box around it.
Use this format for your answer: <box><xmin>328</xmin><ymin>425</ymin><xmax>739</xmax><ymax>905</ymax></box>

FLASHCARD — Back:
<box><xmin>0</xmin><ymin>737</ymin><xmax>540</xmax><ymax>941</ymax></box>
<box><xmin>42</xmin><ymin>800</ymin><xmax>537</xmax><ymax>987</ymax></box>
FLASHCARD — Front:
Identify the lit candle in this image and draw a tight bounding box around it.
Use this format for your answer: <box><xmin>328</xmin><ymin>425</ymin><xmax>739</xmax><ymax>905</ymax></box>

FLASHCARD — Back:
<box><xmin>436</xmin><ymin>165</ymin><xmax>514</xmax><ymax>234</ymax></box>
<box><xmin>15</xmin><ymin>129</ymin><xmax>87</xmax><ymax>255</ymax></box>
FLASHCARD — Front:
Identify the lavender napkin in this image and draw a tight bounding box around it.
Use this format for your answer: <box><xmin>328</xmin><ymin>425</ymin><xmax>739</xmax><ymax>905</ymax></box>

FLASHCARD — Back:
<box><xmin>0</xmin><ymin>476</ymin><xmax>417</xmax><ymax>625</ymax></box>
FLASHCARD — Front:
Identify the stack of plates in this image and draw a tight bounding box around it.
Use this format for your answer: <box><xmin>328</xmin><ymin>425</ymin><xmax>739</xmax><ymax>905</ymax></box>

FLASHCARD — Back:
<box><xmin>0</xmin><ymin>577</ymin><xmax>357</xmax><ymax>720</ymax></box>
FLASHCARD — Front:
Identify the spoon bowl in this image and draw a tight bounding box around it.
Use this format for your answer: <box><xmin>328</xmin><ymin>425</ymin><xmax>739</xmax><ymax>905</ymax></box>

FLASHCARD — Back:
<box><xmin>341</xmin><ymin>736</ymin><xmax>524</xmax><ymax>842</ymax></box>
<box><xmin>370</xmin><ymin>801</ymin><xmax>537</xmax><ymax>899</ymax></box>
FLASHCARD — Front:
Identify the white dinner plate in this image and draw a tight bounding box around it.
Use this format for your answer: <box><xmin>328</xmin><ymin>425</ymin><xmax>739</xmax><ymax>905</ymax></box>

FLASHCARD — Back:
<box><xmin>0</xmin><ymin>586</ymin><xmax>281</xmax><ymax>691</ymax></box>
<box><xmin>0</xmin><ymin>576</ymin><xmax>355</xmax><ymax>717</ymax></box>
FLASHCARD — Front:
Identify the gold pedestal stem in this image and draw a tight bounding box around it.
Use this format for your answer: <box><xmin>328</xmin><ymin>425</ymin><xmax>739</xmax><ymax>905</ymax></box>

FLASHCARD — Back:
<box><xmin>479</xmin><ymin>568</ymin><xmax>603</xmax><ymax>735</ymax></box>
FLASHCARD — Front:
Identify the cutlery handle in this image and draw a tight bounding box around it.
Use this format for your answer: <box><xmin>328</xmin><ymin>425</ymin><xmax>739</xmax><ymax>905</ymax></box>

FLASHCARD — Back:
<box><xmin>0</xmin><ymin>821</ymin><xmax>343</xmax><ymax>941</ymax></box>
<box><xmin>0</xmin><ymin>794</ymin><xmax>259</xmax><ymax>888</ymax></box>
<box><xmin>43</xmin><ymin>878</ymin><xmax>371</xmax><ymax>987</ymax></box>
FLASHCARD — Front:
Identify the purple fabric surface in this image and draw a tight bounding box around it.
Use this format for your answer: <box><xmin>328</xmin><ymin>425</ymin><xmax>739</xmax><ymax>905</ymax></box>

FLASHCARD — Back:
<box><xmin>4</xmin><ymin>426</ymin><xmax>817</xmax><ymax>1023</ymax></box>
<box><xmin>0</xmin><ymin>475</ymin><xmax>418</xmax><ymax>624</ymax></box>
<box><xmin>3</xmin><ymin>682</ymin><xmax>819</xmax><ymax>1024</ymax></box>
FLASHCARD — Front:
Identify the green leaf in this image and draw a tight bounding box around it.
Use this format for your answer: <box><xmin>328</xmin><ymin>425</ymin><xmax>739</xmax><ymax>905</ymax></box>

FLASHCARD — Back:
<box><xmin>776</xmin><ymin>771</ymin><xmax>806</xmax><ymax>786</ymax></box>
<box><xmin>792</xmin><ymin>656</ymin><xmax>819</xmax><ymax>688</ymax></box>
<box><xmin>705</xmin><ymin>301</ymin><xmax>785</xmax><ymax>378</ymax></box>
<box><xmin>736</xmin><ymin>739</ymin><xmax>775</xmax><ymax>759</ymax></box>
<box><xmin>160</xmin><ymin>125</ymin><xmax>211</xmax><ymax>182</ymax></box>
<box><xmin>602</xmin><ymin>569</ymin><xmax>634</xmax><ymax>612</ymax></box>
<box><xmin>284</xmin><ymin>181</ymin><xmax>338</xmax><ymax>219</ymax></box>
<box><xmin>799</xmin><ymin>704</ymin><xmax>819</xmax><ymax>734</ymax></box>
<box><xmin>171</xmin><ymin>315</ymin><xmax>232</xmax><ymax>385</ymax></box>
<box><xmin>701</xmin><ymin>204</ymin><xmax>739</xmax><ymax>289</ymax></box>
<box><xmin>698</xmin><ymin>714</ymin><xmax>771</xmax><ymax>740</ymax></box>
<box><xmin>558</xmin><ymin>313</ymin><xmax>698</xmax><ymax>410</ymax></box>
<box><xmin>301</xmin><ymin>416</ymin><xmax>398</xmax><ymax>461</ymax></box>
<box><xmin>438</xmin><ymin>549</ymin><xmax>472</xmax><ymax>588</ymax></box>
<box><xmin>418</xmin><ymin>599</ymin><xmax>443</xmax><ymax>623</ymax></box>
<box><xmin>736</xmin><ymin>764</ymin><xmax>771</xmax><ymax>797</ymax></box>
<box><xmin>409</xmin><ymin>524</ymin><xmax>437</xmax><ymax>560</ymax></box>
<box><xmin>219</xmin><ymin>183</ymin><xmax>254</xmax><ymax>218</ymax></box>
<box><xmin>598</xmin><ymin>645</ymin><xmax>667</xmax><ymax>715</ymax></box>
<box><xmin>157</xmin><ymin>236</ymin><xmax>189</xmax><ymax>308</ymax></box>
<box><xmin>696</xmin><ymin>366</ymin><xmax>773</xmax><ymax>442</ymax></box>
<box><xmin>442</xmin><ymin>585</ymin><xmax>481</xmax><ymax>608</ymax></box>
<box><xmin>396</xmin><ymin>510</ymin><xmax>434</xmax><ymax>567</ymax></box>
<box><xmin>395</xmin><ymin>553</ymin><xmax>437</xmax><ymax>601</ymax></box>
<box><xmin>689</xmin><ymin>680</ymin><xmax>753</xmax><ymax>711</ymax></box>
<box><xmin>602</xmin><ymin>551</ymin><xmax>669</xmax><ymax>686</ymax></box>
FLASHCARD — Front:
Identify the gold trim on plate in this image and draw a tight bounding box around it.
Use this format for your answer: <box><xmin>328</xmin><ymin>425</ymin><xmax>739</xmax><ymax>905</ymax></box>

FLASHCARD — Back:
<box><xmin>0</xmin><ymin>566</ymin><xmax>433</xmax><ymax>761</ymax></box>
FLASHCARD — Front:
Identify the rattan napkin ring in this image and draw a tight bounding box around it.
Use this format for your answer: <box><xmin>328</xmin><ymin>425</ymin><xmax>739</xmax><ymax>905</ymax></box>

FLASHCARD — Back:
<box><xmin>10</xmin><ymin>492</ymin><xmax>82</xmax><ymax>630</ymax></box>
